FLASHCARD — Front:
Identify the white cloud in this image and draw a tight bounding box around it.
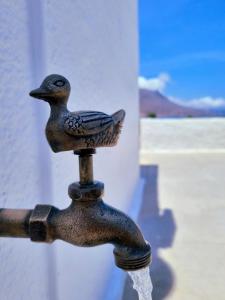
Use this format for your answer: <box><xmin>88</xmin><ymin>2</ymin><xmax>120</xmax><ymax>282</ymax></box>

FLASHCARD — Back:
<box><xmin>138</xmin><ymin>73</ymin><xmax>170</xmax><ymax>92</ymax></box>
<box><xmin>171</xmin><ymin>96</ymin><xmax>225</xmax><ymax>109</ymax></box>
<box><xmin>139</xmin><ymin>73</ymin><xmax>225</xmax><ymax>109</ymax></box>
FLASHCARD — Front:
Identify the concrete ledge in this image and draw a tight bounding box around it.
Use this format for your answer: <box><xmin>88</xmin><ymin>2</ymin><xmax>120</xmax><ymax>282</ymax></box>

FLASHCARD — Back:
<box><xmin>141</xmin><ymin>118</ymin><xmax>225</xmax><ymax>153</ymax></box>
<box><xmin>137</xmin><ymin>152</ymin><xmax>225</xmax><ymax>300</ymax></box>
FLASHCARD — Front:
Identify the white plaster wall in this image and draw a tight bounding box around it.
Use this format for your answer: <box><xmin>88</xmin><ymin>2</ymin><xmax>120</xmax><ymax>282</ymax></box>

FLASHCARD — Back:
<box><xmin>43</xmin><ymin>1</ymin><xmax>139</xmax><ymax>299</ymax></box>
<box><xmin>44</xmin><ymin>0</ymin><xmax>139</xmax><ymax>210</ymax></box>
<box><xmin>0</xmin><ymin>1</ymin><xmax>56</xmax><ymax>299</ymax></box>
<box><xmin>0</xmin><ymin>1</ymin><xmax>139</xmax><ymax>299</ymax></box>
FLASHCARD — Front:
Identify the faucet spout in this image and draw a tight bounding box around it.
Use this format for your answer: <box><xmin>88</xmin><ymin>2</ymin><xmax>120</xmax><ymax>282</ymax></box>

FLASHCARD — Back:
<box><xmin>46</xmin><ymin>194</ymin><xmax>151</xmax><ymax>270</ymax></box>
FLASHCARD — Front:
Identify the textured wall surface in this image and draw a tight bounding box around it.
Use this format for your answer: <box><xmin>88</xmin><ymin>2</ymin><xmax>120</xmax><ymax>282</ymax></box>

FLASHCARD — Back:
<box><xmin>0</xmin><ymin>1</ymin><xmax>139</xmax><ymax>299</ymax></box>
<box><xmin>0</xmin><ymin>1</ymin><xmax>56</xmax><ymax>300</ymax></box>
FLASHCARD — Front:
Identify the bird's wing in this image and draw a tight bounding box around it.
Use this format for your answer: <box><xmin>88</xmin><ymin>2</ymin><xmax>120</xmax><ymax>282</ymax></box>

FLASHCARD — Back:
<box><xmin>64</xmin><ymin>111</ymin><xmax>113</xmax><ymax>136</ymax></box>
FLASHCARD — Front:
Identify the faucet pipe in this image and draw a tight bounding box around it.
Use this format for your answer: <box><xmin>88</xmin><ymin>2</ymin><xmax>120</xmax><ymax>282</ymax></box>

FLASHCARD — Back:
<box><xmin>0</xmin><ymin>209</ymin><xmax>32</xmax><ymax>238</ymax></box>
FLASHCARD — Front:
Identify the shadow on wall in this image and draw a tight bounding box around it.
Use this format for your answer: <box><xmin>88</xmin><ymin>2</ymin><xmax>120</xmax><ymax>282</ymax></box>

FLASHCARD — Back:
<box><xmin>122</xmin><ymin>165</ymin><xmax>176</xmax><ymax>300</ymax></box>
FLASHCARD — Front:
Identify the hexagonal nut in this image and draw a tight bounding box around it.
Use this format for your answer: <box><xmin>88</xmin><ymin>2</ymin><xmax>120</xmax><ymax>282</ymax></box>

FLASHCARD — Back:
<box><xmin>68</xmin><ymin>181</ymin><xmax>104</xmax><ymax>201</ymax></box>
<box><xmin>29</xmin><ymin>205</ymin><xmax>54</xmax><ymax>242</ymax></box>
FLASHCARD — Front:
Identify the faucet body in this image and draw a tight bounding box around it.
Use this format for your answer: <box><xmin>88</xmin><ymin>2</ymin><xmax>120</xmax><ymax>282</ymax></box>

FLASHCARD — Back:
<box><xmin>0</xmin><ymin>150</ymin><xmax>151</xmax><ymax>271</ymax></box>
<box><xmin>51</xmin><ymin>199</ymin><xmax>150</xmax><ymax>270</ymax></box>
<box><xmin>1</xmin><ymin>77</ymin><xmax>151</xmax><ymax>271</ymax></box>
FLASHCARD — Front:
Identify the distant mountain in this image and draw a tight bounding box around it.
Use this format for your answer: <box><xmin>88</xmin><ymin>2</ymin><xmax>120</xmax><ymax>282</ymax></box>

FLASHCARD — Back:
<box><xmin>209</xmin><ymin>107</ymin><xmax>225</xmax><ymax>117</ymax></box>
<box><xmin>140</xmin><ymin>89</ymin><xmax>220</xmax><ymax>118</ymax></box>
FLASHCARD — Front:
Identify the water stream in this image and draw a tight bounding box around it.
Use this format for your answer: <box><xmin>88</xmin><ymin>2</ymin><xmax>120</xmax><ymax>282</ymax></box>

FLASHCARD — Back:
<box><xmin>128</xmin><ymin>266</ymin><xmax>153</xmax><ymax>300</ymax></box>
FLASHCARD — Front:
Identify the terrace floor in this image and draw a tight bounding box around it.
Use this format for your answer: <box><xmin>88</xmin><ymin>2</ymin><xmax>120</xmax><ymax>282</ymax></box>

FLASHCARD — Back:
<box><xmin>123</xmin><ymin>152</ymin><xmax>225</xmax><ymax>300</ymax></box>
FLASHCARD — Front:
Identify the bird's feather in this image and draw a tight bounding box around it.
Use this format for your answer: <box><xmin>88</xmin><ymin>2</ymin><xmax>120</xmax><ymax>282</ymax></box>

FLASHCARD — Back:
<box><xmin>64</xmin><ymin>111</ymin><xmax>113</xmax><ymax>136</ymax></box>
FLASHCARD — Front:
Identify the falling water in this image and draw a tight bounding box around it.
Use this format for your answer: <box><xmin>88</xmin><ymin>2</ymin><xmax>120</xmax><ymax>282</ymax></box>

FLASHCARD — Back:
<box><xmin>128</xmin><ymin>266</ymin><xmax>153</xmax><ymax>300</ymax></box>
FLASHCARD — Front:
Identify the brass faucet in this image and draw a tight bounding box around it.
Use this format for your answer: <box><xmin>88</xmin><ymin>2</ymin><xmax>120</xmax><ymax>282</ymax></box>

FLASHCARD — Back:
<box><xmin>0</xmin><ymin>75</ymin><xmax>151</xmax><ymax>271</ymax></box>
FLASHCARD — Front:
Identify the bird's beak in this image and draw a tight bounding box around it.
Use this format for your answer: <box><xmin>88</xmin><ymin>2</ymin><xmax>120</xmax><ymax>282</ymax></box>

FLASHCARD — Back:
<box><xmin>29</xmin><ymin>88</ymin><xmax>49</xmax><ymax>100</ymax></box>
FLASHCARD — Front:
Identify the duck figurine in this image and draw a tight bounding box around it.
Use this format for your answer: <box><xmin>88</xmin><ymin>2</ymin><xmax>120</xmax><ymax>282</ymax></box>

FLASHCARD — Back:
<box><xmin>29</xmin><ymin>74</ymin><xmax>125</xmax><ymax>153</ymax></box>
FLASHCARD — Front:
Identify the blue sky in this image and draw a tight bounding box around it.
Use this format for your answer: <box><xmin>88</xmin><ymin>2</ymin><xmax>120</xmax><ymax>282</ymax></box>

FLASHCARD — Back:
<box><xmin>138</xmin><ymin>0</ymin><xmax>225</xmax><ymax>108</ymax></box>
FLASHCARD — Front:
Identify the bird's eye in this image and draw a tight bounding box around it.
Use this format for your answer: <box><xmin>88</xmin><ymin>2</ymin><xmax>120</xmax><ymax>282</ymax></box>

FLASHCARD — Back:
<box><xmin>54</xmin><ymin>80</ymin><xmax>65</xmax><ymax>87</ymax></box>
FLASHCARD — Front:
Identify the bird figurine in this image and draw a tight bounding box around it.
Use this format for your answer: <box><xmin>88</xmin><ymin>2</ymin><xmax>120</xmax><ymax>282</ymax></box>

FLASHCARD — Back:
<box><xmin>29</xmin><ymin>74</ymin><xmax>125</xmax><ymax>153</ymax></box>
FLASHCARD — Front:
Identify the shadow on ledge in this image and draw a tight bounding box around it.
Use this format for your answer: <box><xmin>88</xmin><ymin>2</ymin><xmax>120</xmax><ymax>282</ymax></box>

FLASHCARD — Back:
<box><xmin>122</xmin><ymin>165</ymin><xmax>177</xmax><ymax>300</ymax></box>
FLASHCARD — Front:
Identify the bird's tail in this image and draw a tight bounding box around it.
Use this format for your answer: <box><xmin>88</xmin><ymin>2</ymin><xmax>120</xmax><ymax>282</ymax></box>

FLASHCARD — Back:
<box><xmin>112</xmin><ymin>109</ymin><xmax>126</xmax><ymax>125</ymax></box>
<box><xmin>108</xmin><ymin>109</ymin><xmax>125</xmax><ymax>146</ymax></box>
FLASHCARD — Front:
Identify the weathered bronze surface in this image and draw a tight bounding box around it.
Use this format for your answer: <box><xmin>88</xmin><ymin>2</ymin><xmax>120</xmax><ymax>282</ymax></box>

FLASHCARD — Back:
<box><xmin>0</xmin><ymin>75</ymin><xmax>151</xmax><ymax>271</ymax></box>
<box><xmin>0</xmin><ymin>209</ymin><xmax>31</xmax><ymax>238</ymax></box>
<box><xmin>29</xmin><ymin>74</ymin><xmax>125</xmax><ymax>152</ymax></box>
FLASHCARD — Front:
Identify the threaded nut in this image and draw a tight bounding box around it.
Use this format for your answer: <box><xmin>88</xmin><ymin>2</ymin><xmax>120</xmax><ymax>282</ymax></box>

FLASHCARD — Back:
<box><xmin>113</xmin><ymin>243</ymin><xmax>151</xmax><ymax>271</ymax></box>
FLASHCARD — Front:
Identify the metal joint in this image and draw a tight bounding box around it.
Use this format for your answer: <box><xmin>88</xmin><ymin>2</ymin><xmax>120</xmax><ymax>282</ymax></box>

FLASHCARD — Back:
<box><xmin>29</xmin><ymin>205</ymin><xmax>54</xmax><ymax>242</ymax></box>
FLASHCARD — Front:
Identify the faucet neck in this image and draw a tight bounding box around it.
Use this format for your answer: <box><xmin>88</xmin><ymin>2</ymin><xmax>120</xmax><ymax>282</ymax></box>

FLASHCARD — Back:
<box><xmin>74</xmin><ymin>149</ymin><xmax>96</xmax><ymax>185</ymax></box>
<box><xmin>69</xmin><ymin>149</ymin><xmax>104</xmax><ymax>201</ymax></box>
